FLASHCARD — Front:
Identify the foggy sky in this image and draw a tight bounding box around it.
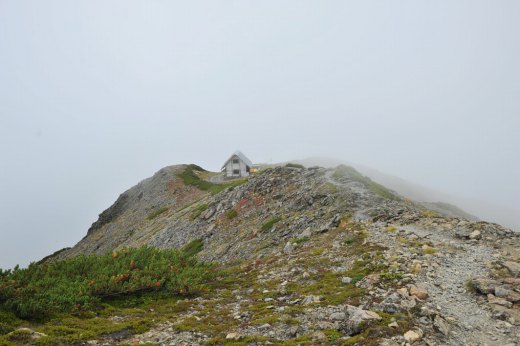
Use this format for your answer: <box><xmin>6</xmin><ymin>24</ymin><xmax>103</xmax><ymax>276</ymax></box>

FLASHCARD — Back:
<box><xmin>1</xmin><ymin>1</ymin><xmax>519</xmax><ymax>269</ymax></box>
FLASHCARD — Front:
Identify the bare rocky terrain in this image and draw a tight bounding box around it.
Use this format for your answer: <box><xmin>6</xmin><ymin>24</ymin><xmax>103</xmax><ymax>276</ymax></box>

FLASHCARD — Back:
<box><xmin>44</xmin><ymin>164</ymin><xmax>520</xmax><ymax>345</ymax></box>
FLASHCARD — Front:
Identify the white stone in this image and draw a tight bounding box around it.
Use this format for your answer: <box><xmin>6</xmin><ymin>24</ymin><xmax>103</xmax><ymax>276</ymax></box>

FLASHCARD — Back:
<box><xmin>403</xmin><ymin>330</ymin><xmax>421</xmax><ymax>343</ymax></box>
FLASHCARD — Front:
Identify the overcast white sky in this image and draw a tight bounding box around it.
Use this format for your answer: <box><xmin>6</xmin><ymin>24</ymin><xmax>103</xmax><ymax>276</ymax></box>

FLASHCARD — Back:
<box><xmin>1</xmin><ymin>1</ymin><xmax>519</xmax><ymax>269</ymax></box>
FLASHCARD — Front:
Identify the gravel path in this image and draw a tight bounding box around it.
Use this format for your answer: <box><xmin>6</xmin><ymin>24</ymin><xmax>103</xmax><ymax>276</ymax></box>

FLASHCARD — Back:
<box><xmin>326</xmin><ymin>168</ymin><xmax>518</xmax><ymax>345</ymax></box>
<box><xmin>401</xmin><ymin>226</ymin><xmax>518</xmax><ymax>346</ymax></box>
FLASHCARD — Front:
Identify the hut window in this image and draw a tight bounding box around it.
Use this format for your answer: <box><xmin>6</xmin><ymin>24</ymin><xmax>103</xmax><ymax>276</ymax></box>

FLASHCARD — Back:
<box><xmin>232</xmin><ymin>159</ymin><xmax>239</xmax><ymax>164</ymax></box>
<box><xmin>233</xmin><ymin>169</ymin><xmax>240</xmax><ymax>175</ymax></box>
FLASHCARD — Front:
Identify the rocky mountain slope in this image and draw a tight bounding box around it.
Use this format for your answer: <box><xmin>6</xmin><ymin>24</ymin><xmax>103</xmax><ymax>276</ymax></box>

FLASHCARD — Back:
<box><xmin>52</xmin><ymin>164</ymin><xmax>519</xmax><ymax>345</ymax></box>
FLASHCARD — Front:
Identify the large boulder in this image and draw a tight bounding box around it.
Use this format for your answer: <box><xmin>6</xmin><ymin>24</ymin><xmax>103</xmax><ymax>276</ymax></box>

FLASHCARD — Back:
<box><xmin>504</xmin><ymin>261</ymin><xmax>520</xmax><ymax>277</ymax></box>
<box><xmin>340</xmin><ymin>305</ymin><xmax>381</xmax><ymax>336</ymax></box>
<box><xmin>471</xmin><ymin>278</ymin><xmax>502</xmax><ymax>294</ymax></box>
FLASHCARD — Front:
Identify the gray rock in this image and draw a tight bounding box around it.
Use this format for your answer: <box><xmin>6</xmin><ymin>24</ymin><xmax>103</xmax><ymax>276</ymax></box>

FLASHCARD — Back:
<box><xmin>341</xmin><ymin>276</ymin><xmax>352</xmax><ymax>284</ymax></box>
<box><xmin>330</xmin><ymin>311</ymin><xmax>346</xmax><ymax>321</ymax></box>
<box><xmin>301</xmin><ymin>295</ymin><xmax>321</xmax><ymax>305</ymax></box>
<box><xmin>434</xmin><ymin>315</ymin><xmax>450</xmax><ymax>336</ymax></box>
<box><xmin>341</xmin><ymin>305</ymin><xmax>381</xmax><ymax>336</ymax></box>
<box><xmin>487</xmin><ymin>294</ymin><xmax>513</xmax><ymax>308</ymax></box>
<box><xmin>469</xmin><ymin>230</ymin><xmax>481</xmax><ymax>240</ymax></box>
<box><xmin>297</xmin><ymin>227</ymin><xmax>312</xmax><ymax>239</ymax></box>
<box><xmin>503</xmin><ymin>261</ymin><xmax>520</xmax><ymax>277</ymax></box>
<box><xmin>495</xmin><ymin>286</ymin><xmax>520</xmax><ymax>303</ymax></box>
<box><xmin>283</xmin><ymin>242</ymin><xmax>294</xmax><ymax>254</ymax></box>
<box><xmin>472</xmin><ymin>278</ymin><xmax>501</xmax><ymax>294</ymax></box>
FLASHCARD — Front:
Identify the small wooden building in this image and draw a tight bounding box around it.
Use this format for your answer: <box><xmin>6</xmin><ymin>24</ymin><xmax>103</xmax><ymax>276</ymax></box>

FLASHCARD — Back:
<box><xmin>221</xmin><ymin>151</ymin><xmax>253</xmax><ymax>178</ymax></box>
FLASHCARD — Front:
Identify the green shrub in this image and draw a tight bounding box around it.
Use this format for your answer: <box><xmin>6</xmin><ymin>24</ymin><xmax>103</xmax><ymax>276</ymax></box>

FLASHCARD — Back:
<box><xmin>181</xmin><ymin>239</ymin><xmax>204</xmax><ymax>257</ymax></box>
<box><xmin>350</xmin><ymin>274</ymin><xmax>365</xmax><ymax>284</ymax></box>
<box><xmin>379</xmin><ymin>272</ymin><xmax>404</xmax><ymax>281</ymax></box>
<box><xmin>261</xmin><ymin>217</ymin><xmax>282</xmax><ymax>231</ymax></box>
<box><xmin>344</xmin><ymin>238</ymin><xmax>355</xmax><ymax>245</ymax></box>
<box><xmin>190</xmin><ymin>204</ymin><xmax>208</xmax><ymax>221</ymax></box>
<box><xmin>0</xmin><ymin>310</ymin><xmax>22</xmax><ymax>336</ymax></box>
<box><xmin>0</xmin><ymin>247</ymin><xmax>216</xmax><ymax>319</ymax></box>
<box><xmin>36</xmin><ymin>247</ymin><xmax>71</xmax><ymax>265</ymax></box>
<box><xmin>146</xmin><ymin>207</ymin><xmax>168</xmax><ymax>220</ymax></box>
<box><xmin>226</xmin><ymin>209</ymin><xmax>238</xmax><ymax>219</ymax></box>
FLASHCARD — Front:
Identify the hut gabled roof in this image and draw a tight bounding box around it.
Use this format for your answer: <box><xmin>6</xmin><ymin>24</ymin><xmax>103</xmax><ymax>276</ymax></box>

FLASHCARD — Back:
<box><xmin>222</xmin><ymin>151</ymin><xmax>253</xmax><ymax>169</ymax></box>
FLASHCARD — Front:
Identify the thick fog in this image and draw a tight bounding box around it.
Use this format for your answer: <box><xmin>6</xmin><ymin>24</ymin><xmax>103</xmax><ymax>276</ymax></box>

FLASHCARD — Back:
<box><xmin>1</xmin><ymin>1</ymin><xmax>519</xmax><ymax>269</ymax></box>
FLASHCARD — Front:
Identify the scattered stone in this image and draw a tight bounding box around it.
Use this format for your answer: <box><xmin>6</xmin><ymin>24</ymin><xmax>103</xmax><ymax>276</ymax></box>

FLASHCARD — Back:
<box><xmin>330</xmin><ymin>311</ymin><xmax>346</xmax><ymax>321</ymax></box>
<box><xmin>488</xmin><ymin>294</ymin><xmax>513</xmax><ymax>308</ymax></box>
<box><xmin>388</xmin><ymin>321</ymin><xmax>399</xmax><ymax>328</ymax></box>
<box><xmin>297</xmin><ymin>227</ymin><xmax>312</xmax><ymax>239</ymax></box>
<box><xmin>225</xmin><ymin>332</ymin><xmax>241</xmax><ymax>340</ymax></box>
<box><xmin>301</xmin><ymin>295</ymin><xmax>321</xmax><ymax>305</ymax></box>
<box><xmin>471</xmin><ymin>278</ymin><xmax>501</xmax><ymax>294</ymax></box>
<box><xmin>503</xmin><ymin>261</ymin><xmax>520</xmax><ymax>277</ymax></box>
<box><xmin>311</xmin><ymin>330</ymin><xmax>328</xmax><ymax>341</ymax></box>
<box><xmin>469</xmin><ymin>230</ymin><xmax>481</xmax><ymax>240</ymax></box>
<box><xmin>433</xmin><ymin>315</ymin><xmax>450</xmax><ymax>336</ymax></box>
<box><xmin>342</xmin><ymin>305</ymin><xmax>381</xmax><ymax>336</ymax></box>
<box><xmin>404</xmin><ymin>330</ymin><xmax>421</xmax><ymax>343</ymax></box>
<box><xmin>495</xmin><ymin>286</ymin><xmax>520</xmax><ymax>303</ymax></box>
<box><xmin>283</xmin><ymin>242</ymin><xmax>294</xmax><ymax>254</ymax></box>
<box><xmin>341</xmin><ymin>276</ymin><xmax>352</xmax><ymax>284</ymax></box>
<box><xmin>409</xmin><ymin>285</ymin><xmax>429</xmax><ymax>300</ymax></box>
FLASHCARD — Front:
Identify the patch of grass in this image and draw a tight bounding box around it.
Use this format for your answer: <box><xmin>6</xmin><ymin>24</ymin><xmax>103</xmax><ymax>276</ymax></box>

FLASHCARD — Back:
<box><xmin>420</xmin><ymin>210</ymin><xmax>438</xmax><ymax>218</ymax></box>
<box><xmin>422</xmin><ymin>246</ymin><xmax>437</xmax><ymax>255</ymax></box>
<box><xmin>350</xmin><ymin>274</ymin><xmax>365</xmax><ymax>284</ymax></box>
<box><xmin>333</xmin><ymin>165</ymin><xmax>399</xmax><ymax>200</ymax></box>
<box><xmin>34</xmin><ymin>314</ymin><xmax>154</xmax><ymax>345</ymax></box>
<box><xmin>226</xmin><ymin>209</ymin><xmax>238</xmax><ymax>219</ymax></box>
<box><xmin>187</xmin><ymin>164</ymin><xmax>206</xmax><ymax>172</ymax></box>
<box><xmin>344</xmin><ymin>238</ymin><xmax>355</xmax><ymax>245</ymax></box>
<box><xmin>177</xmin><ymin>166</ymin><xmax>247</xmax><ymax>195</ymax></box>
<box><xmin>324</xmin><ymin>328</ymin><xmax>342</xmax><ymax>342</ymax></box>
<box><xmin>286</xmin><ymin>271</ymin><xmax>365</xmax><ymax>306</ymax></box>
<box><xmin>285</xmin><ymin>163</ymin><xmax>305</xmax><ymax>169</ymax></box>
<box><xmin>0</xmin><ymin>310</ymin><xmax>22</xmax><ymax>336</ymax></box>
<box><xmin>146</xmin><ymin>206</ymin><xmax>168</xmax><ymax>220</ymax></box>
<box><xmin>385</xmin><ymin>226</ymin><xmax>397</xmax><ymax>233</ymax></box>
<box><xmin>345</xmin><ymin>334</ymin><xmax>365</xmax><ymax>345</ymax></box>
<box><xmin>250</xmin><ymin>314</ymin><xmax>280</xmax><ymax>325</ymax></box>
<box><xmin>172</xmin><ymin>307</ymin><xmax>238</xmax><ymax>336</ymax></box>
<box><xmin>261</xmin><ymin>216</ymin><xmax>282</xmax><ymax>231</ymax></box>
<box><xmin>4</xmin><ymin>328</ymin><xmax>32</xmax><ymax>344</ymax></box>
<box><xmin>379</xmin><ymin>272</ymin><xmax>404</xmax><ymax>282</ymax></box>
<box><xmin>207</xmin><ymin>335</ymin><xmax>269</xmax><ymax>345</ymax></box>
<box><xmin>289</xmin><ymin>237</ymin><xmax>309</xmax><ymax>245</ymax></box>
<box><xmin>181</xmin><ymin>238</ymin><xmax>204</xmax><ymax>257</ymax></box>
<box><xmin>465</xmin><ymin>279</ymin><xmax>477</xmax><ymax>294</ymax></box>
<box><xmin>311</xmin><ymin>248</ymin><xmax>325</xmax><ymax>256</ymax></box>
<box><xmin>190</xmin><ymin>204</ymin><xmax>208</xmax><ymax>220</ymax></box>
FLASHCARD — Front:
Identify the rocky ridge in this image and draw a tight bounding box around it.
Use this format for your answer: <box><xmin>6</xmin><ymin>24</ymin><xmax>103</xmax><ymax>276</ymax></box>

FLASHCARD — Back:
<box><xmin>54</xmin><ymin>164</ymin><xmax>519</xmax><ymax>345</ymax></box>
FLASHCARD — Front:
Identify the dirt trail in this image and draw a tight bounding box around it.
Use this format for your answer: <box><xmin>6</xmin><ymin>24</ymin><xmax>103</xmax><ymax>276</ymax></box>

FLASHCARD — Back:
<box><xmin>325</xmin><ymin>170</ymin><xmax>518</xmax><ymax>345</ymax></box>
<box><xmin>399</xmin><ymin>226</ymin><xmax>517</xmax><ymax>345</ymax></box>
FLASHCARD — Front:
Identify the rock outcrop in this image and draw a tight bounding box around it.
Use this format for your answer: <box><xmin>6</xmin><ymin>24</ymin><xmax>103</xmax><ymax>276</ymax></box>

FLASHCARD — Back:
<box><xmin>53</xmin><ymin>163</ymin><xmax>519</xmax><ymax>345</ymax></box>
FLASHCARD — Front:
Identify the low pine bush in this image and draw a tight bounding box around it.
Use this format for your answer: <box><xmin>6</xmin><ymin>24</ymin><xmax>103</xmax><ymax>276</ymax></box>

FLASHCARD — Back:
<box><xmin>261</xmin><ymin>216</ymin><xmax>282</xmax><ymax>231</ymax></box>
<box><xmin>0</xmin><ymin>246</ymin><xmax>216</xmax><ymax>319</ymax></box>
